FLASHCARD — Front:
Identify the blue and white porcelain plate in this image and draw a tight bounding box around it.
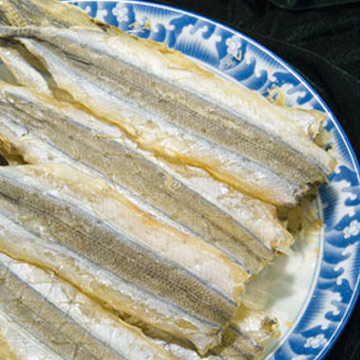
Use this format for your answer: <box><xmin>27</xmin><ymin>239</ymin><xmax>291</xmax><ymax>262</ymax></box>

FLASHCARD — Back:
<box><xmin>65</xmin><ymin>1</ymin><xmax>360</xmax><ymax>359</ymax></box>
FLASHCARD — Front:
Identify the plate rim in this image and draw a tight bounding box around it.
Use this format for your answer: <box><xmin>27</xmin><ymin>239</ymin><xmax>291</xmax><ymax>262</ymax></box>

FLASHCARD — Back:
<box><xmin>66</xmin><ymin>1</ymin><xmax>360</xmax><ymax>358</ymax></box>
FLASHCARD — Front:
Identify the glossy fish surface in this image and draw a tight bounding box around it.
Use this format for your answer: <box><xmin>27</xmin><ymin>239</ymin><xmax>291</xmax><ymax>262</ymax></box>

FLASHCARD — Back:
<box><xmin>0</xmin><ymin>0</ymin><xmax>329</xmax><ymax>143</ymax></box>
<box><xmin>0</xmin><ymin>83</ymin><xmax>294</xmax><ymax>274</ymax></box>
<box><xmin>0</xmin><ymin>1</ymin><xmax>336</xmax><ymax>358</ymax></box>
<box><xmin>0</xmin><ymin>0</ymin><xmax>99</xmax><ymax>27</ymax></box>
<box><xmin>0</xmin><ymin>251</ymin><xmax>271</xmax><ymax>360</ymax></box>
<box><xmin>0</xmin><ymin>45</ymin><xmax>51</xmax><ymax>95</ymax></box>
<box><xmin>0</xmin><ymin>164</ymin><xmax>249</xmax><ymax>353</ymax></box>
<box><xmin>0</xmin><ymin>253</ymin><xmax>177</xmax><ymax>360</ymax></box>
<box><xmin>0</xmin><ymin>26</ymin><xmax>335</xmax><ymax>206</ymax></box>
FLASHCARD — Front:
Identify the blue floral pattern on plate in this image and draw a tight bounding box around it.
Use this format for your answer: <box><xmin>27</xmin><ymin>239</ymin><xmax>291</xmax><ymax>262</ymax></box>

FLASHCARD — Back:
<box><xmin>64</xmin><ymin>1</ymin><xmax>360</xmax><ymax>359</ymax></box>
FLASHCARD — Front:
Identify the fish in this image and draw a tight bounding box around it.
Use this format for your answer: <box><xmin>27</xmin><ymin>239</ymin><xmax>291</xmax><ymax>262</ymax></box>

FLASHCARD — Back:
<box><xmin>0</xmin><ymin>253</ymin><xmax>272</xmax><ymax>360</ymax></box>
<box><xmin>0</xmin><ymin>163</ymin><xmax>248</xmax><ymax>354</ymax></box>
<box><xmin>0</xmin><ymin>82</ymin><xmax>294</xmax><ymax>274</ymax></box>
<box><xmin>0</xmin><ymin>253</ymin><xmax>178</xmax><ymax>360</ymax></box>
<box><xmin>0</xmin><ymin>26</ymin><xmax>335</xmax><ymax>206</ymax></box>
<box><xmin>0</xmin><ymin>44</ymin><xmax>51</xmax><ymax>96</ymax></box>
<box><xmin>0</xmin><ymin>0</ymin><xmax>100</xmax><ymax>28</ymax></box>
<box><xmin>0</xmin><ymin>0</ymin><xmax>328</xmax><ymax>143</ymax></box>
<box><xmin>124</xmin><ymin>304</ymin><xmax>276</xmax><ymax>360</ymax></box>
<box><xmin>274</xmin><ymin>106</ymin><xmax>326</xmax><ymax>140</ymax></box>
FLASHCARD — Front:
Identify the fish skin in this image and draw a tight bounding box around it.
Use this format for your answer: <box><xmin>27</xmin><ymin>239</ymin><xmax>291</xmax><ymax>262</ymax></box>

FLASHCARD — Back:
<box><xmin>0</xmin><ymin>253</ymin><xmax>265</xmax><ymax>360</ymax></box>
<box><xmin>19</xmin><ymin>36</ymin><xmax>302</xmax><ymax>207</ymax></box>
<box><xmin>274</xmin><ymin>105</ymin><xmax>326</xmax><ymax>140</ymax></box>
<box><xmin>0</xmin><ymin>164</ymin><xmax>247</xmax><ymax>304</ymax></box>
<box><xmin>125</xmin><ymin>306</ymin><xmax>267</xmax><ymax>360</ymax></box>
<box><xmin>0</xmin><ymin>26</ymin><xmax>334</xmax><ymax>206</ymax></box>
<box><xmin>0</xmin><ymin>55</ymin><xmax>292</xmax><ymax>256</ymax></box>
<box><xmin>0</xmin><ymin>0</ymin><xmax>328</xmax><ymax>142</ymax></box>
<box><xmin>0</xmin><ymin>205</ymin><xmax>224</xmax><ymax>355</ymax></box>
<box><xmin>0</xmin><ymin>83</ymin><xmax>288</xmax><ymax>274</ymax></box>
<box><xmin>0</xmin><ymin>0</ymin><xmax>99</xmax><ymax>28</ymax></box>
<box><xmin>0</xmin><ymin>253</ymin><xmax>178</xmax><ymax>360</ymax></box>
<box><xmin>0</xmin><ymin>174</ymin><xmax>265</xmax><ymax>360</ymax></box>
<box><xmin>0</xmin><ymin>262</ymin><xmax>130</xmax><ymax>360</ymax></box>
<box><xmin>0</xmin><ymin>164</ymin><xmax>248</xmax><ymax>353</ymax></box>
<box><xmin>0</xmin><ymin>311</ymin><xmax>65</xmax><ymax>360</ymax></box>
<box><xmin>0</xmin><ymin>45</ymin><xmax>51</xmax><ymax>95</ymax></box>
<box><xmin>47</xmin><ymin>32</ymin><xmax>326</xmax><ymax>189</ymax></box>
<box><xmin>141</xmin><ymin>324</ymin><xmax>263</xmax><ymax>360</ymax></box>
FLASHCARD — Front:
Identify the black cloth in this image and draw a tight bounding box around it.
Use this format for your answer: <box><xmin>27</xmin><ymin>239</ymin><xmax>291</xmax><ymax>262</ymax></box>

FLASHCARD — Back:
<box><xmin>149</xmin><ymin>1</ymin><xmax>360</xmax><ymax>359</ymax></box>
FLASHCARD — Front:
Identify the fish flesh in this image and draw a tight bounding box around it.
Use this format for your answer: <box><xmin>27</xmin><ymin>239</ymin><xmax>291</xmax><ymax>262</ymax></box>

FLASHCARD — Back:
<box><xmin>0</xmin><ymin>82</ymin><xmax>294</xmax><ymax>274</ymax></box>
<box><xmin>0</xmin><ymin>0</ymin><xmax>329</xmax><ymax>143</ymax></box>
<box><xmin>0</xmin><ymin>253</ymin><xmax>177</xmax><ymax>360</ymax></box>
<box><xmin>0</xmin><ymin>26</ymin><xmax>335</xmax><ymax>206</ymax></box>
<box><xmin>0</xmin><ymin>163</ymin><xmax>249</xmax><ymax>353</ymax></box>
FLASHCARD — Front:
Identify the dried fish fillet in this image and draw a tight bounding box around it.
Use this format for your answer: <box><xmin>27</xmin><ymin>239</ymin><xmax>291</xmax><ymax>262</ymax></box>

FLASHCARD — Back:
<box><xmin>0</xmin><ymin>253</ymin><xmax>177</xmax><ymax>360</ymax></box>
<box><xmin>0</xmin><ymin>0</ymin><xmax>328</xmax><ymax>142</ymax></box>
<box><xmin>0</xmin><ymin>1</ymin><xmax>333</xmax><ymax>357</ymax></box>
<box><xmin>0</xmin><ymin>312</ymin><xmax>64</xmax><ymax>360</ymax></box>
<box><xmin>0</xmin><ymin>83</ymin><xmax>294</xmax><ymax>274</ymax></box>
<box><xmin>0</xmin><ymin>26</ymin><xmax>335</xmax><ymax>206</ymax></box>
<box><xmin>0</xmin><ymin>0</ymin><xmax>99</xmax><ymax>28</ymax></box>
<box><xmin>130</xmin><ymin>305</ymin><xmax>276</xmax><ymax>360</ymax></box>
<box><xmin>275</xmin><ymin>106</ymin><xmax>326</xmax><ymax>140</ymax></box>
<box><xmin>0</xmin><ymin>45</ymin><xmax>51</xmax><ymax>95</ymax></box>
<box><xmin>0</xmin><ymin>253</ymin><xmax>272</xmax><ymax>360</ymax></box>
<box><xmin>0</xmin><ymin>164</ymin><xmax>248</xmax><ymax>353</ymax></box>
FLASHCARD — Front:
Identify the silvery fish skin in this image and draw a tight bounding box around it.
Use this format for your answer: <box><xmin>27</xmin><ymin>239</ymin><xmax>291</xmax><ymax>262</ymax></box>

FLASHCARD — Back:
<box><xmin>0</xmin><ymin>0</ymin><xmax>328</xmax><ymax>142</ymax></box>
<box><xmin>153</xmin><ymin>329</ymin><xmax>263</xmax><ymax>360</ymax></box>
<box><xmin>0</xmin><ymin>26</ymin><xmax>335</xmax><ymax>206</ymax></box>
<box><xmin>0</xmin><ymin>255</ymin><xmax>266</xmax><ymax>360</ymax></box>
<box><xmin>0</xmin><ymin>269</ymin><xmax>125</xmax><ymax>360</ymax></box>
<box><xmin>137</xmin><ymin>305</ymin><xmax>273</xmax><ymax>360</ymax></box>
<box><xmin>0</xmin><ymin>253</ymin><xmax>178</xmax><ymax>360</ymax></box>
<box><xmin>0</xmin><ymin>93</ymin><xmax>282</xmax><ymax>358</ymax></box>
<box><xmin>0</xmin><ymin>164</ymin><xmax>248</xmax><ymax>354</ymax></box>
<box><xmin>0</xmin><ymin>83</ymin><xmax>294</xmax><ymax>274</ymax></box>
<box><xmin>274</xmin><ymin>106</ymin><xmax>326</xmax><ymax>140</ymax></box>
<box><xmin>0</xmin><ymin>312</ymin><xmax>64</xmax><ymax>360</ymax></box>
<box><xmin>0</xmin><ymin>45</ymin><xmax>51</xmax><ymax>95</ymax></box>
<box><xmin>0</xmin><ymin>0</ymin><xmax>99</xmax><ymax>27</ymax></box>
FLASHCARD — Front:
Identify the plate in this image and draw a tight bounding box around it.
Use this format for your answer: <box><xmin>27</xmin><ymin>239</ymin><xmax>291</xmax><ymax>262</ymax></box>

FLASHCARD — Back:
<box><xmin>65</xmin><ymin>1</ymin><xmax>360</xmax><ymax>359</ymax></box>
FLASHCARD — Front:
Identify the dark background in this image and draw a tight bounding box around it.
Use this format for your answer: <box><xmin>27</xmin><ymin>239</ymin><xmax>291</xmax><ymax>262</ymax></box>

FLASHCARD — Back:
<box><xmin>145</xmin><ymin>0</ymin><xmax>360</xmax><ymax>359</ymax></box>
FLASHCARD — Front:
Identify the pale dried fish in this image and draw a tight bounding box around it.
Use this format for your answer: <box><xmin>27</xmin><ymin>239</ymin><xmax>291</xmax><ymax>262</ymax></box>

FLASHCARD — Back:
<box><xmin>0</xmin><ymin>253</ymin><xmax>177</xmax><ymax>360</ymax></box>
<box><xmin>0</xmin><ymin>83</ymin><xmax>294</xmax><ymax>274</ymax></box>
<box><xmin>0</xmin><ymin>26</ymin><xmax>335</xmax><ymax>206</ymax></box>
<box><xmin>0</xmin><ymin>164</ymin><xmax>248</xmax><ymax>353</ymax></box>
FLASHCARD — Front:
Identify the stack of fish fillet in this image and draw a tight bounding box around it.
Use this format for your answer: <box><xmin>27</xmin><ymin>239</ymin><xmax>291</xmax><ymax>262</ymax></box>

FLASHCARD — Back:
<box><xmin>0</xmin><ymin>0</ymin><xmax>335</xmax><ymax>359</ymax></box>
